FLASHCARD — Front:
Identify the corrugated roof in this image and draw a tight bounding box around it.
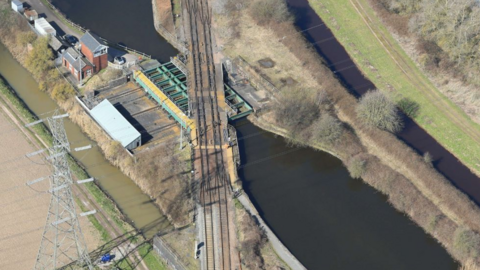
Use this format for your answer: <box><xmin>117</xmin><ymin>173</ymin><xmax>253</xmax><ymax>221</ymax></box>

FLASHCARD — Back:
<box><xmin>35</xmin><ymin>18</ymin><xmax>55</xmax><ymax>35</ymax></box>
<box><xmin>49</xmin><ymin>36</ymin><xmax>63</xmax><ymax>51</ymax></box>
<box><xmin>80</xmin><ymin>31</ymin><xmax>106</xmax><ymax>52</ymax></box>
<box><xmin>90</xmin><ymin>99</ymin><xmax>140</xmax><ymax>147</ymax></box>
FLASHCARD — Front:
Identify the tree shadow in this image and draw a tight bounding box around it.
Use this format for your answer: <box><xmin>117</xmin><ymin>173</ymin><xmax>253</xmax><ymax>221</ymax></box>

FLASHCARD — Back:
<box><xmin>63</xmin><ymin>217</ymin><xmax>174</xmax><ymax>269</ymax></box>
<box><xmin>398</xmin><ymin>97</ymin><xmax>420</xmax><ymax>118</ymax></box>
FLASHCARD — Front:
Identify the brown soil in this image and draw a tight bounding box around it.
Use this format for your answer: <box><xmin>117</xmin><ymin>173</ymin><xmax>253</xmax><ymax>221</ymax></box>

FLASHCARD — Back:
<box><xmin>0</xmin><ymin>105</ymin><xmax>100</xmax><ymax>270</ymax></box>
<box><xmin>155</xmin><ymin>0</ymin><xmax>175</xmax><ymax>33</ymax></box>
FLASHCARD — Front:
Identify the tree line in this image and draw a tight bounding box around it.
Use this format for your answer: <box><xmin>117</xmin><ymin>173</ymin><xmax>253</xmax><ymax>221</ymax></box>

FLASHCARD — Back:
<box><xmin>385</xmin><ymin>0</ymin><xmax>480</xmax><ymax>85</ymax></box>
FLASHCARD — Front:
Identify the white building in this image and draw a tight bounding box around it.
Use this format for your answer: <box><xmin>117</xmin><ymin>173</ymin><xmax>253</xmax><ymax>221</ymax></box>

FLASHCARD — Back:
<box><xmin>34</xmin><ymin>18</ymin><xmax>56</xmax><ymax>37</ymax></box>
<box><xmin>11</xmin><ymin>0</ymin><xmax>23</xmax><ymax>13</ymax></box>
<box><xmin>90</xmin><ymin>99</ymin><xmax>141</xmax><ymax>150</ymax></box>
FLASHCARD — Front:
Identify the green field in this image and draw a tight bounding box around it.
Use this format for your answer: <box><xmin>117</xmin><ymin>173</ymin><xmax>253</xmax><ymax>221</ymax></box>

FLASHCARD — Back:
<box><xmin>309</xmin><ymin>0</ymin><xmax>480</xmax><ymax>175</ymax></box>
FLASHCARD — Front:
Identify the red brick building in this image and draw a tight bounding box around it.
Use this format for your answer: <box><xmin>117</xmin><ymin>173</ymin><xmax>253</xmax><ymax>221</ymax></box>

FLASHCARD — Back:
<box><xmin>61</xmin><ymin>47</ymin><xmax>94</xmax><ymax>82</ymax></box>
<box><xmin>79</xmin><ymin>31</ymin><xmax>109</xmax><ymax>73</ymax></box>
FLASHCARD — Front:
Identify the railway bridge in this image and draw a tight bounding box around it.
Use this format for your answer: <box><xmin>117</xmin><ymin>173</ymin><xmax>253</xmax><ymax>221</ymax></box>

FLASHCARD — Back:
<box><xmin>183</xmin><ymin>0</ymin><xmax>238</xmax><ymax>269</ymax></box>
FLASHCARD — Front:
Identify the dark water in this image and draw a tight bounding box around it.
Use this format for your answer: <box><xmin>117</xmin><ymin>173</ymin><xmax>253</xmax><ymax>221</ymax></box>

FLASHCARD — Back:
<box><xmin>51</xmin><ymin>0</ymin><xmax>177</xmax><ymax>62</ymax></box>
<box><xmin>44</xmin><ymin>0</ymin><xmax>459</xmax><ymax>268</ymax></box>
<box><xmin>235</xmin><ymin>119</ymin><xmax>457</xmax><ymax>270</ymax></box>
<box><xmin>286</xmin><ymin>0</ymin><xmax>480</xmax><ymax>205</ymax></box>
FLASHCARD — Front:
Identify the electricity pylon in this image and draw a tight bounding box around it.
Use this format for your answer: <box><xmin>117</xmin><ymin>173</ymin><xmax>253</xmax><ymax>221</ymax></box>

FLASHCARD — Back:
<box><xmin>33</xmin><ymin>112</ymin><xmax>94</xmax><ymax>270</ymax></box>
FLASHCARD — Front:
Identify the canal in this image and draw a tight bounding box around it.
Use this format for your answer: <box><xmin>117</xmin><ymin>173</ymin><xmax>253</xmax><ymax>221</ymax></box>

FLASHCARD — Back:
<box><xmin>1</xmin><ymin>0</ymin><xmax>461</xmax><ymax>268</ymax></box>
<box><xmin>235</xmin><ymin>119</ymin><xmax>456</xmax><ymax>270</ymax></box>
<box><xmin>0</xmin><ymin>43</ymin><xmax>171</xmax><ymax>239</ymax></box>
<box><xmin>286</xmin><ymin>0</ymin><xmax>480</xmax><ymax>204</ymax></box>
<box><xmin>50</xmin><ymin>0</ymin><xmax>177</xmax><ymax>62</ymax></box>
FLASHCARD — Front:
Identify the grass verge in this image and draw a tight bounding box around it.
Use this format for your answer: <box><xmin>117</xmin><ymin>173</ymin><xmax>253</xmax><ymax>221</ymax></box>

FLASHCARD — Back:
<box><xmin>0</xmin><ymin>76</ymin><xmax>130</xmax><ymax>241</ymax></box>
<box><xmin>115</xmin><ymin>243</ymin><xmax>167</xmax><ymax>270</ymax></box>
<box><xmin>309</xmin><ymin>0</ymin><xmax>480</xmax><ymax>175</ymax></box>
<box><xmin>75</xmin><ymin>197</ymin><xmax>111</xmax><ymax>242</ymax></box>
<box><xmin>138</xmin><ymin>243</ymin><xmax>168</xmax><ymax>270</ymax></box>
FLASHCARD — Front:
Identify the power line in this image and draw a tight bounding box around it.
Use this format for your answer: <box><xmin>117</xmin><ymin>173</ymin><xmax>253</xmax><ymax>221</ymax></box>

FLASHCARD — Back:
<box><xmin>33</xmin><ymin>112</ymin><xmax>95</xmax><ymax>270</ymax></box>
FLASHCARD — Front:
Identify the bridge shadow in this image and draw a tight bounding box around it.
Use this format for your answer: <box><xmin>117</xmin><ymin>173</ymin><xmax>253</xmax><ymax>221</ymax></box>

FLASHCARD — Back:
<box><xmin>62</xmin><ymin>217</ymin><xmax>176</xmax><ymax>269</ymax></box>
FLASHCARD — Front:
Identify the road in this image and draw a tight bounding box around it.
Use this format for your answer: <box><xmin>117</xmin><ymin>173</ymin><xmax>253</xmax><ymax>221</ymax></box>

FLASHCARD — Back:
<box><xmin>28</xmin><ymin>0</ymin><xmax>80</xmax><ymax>38</ymax></box>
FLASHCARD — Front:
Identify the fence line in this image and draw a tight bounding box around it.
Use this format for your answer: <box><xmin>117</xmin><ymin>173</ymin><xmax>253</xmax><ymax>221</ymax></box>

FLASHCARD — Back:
<box><xmin>43</xmin><ymin>0</ymin><xmax>152</xmax><ymax>60</ymax></box>
<box><xmin>152</xmin><ymin>236</ymin><xmax>188</xmax><ymax>270</ymax></box>
<box><xmin>42</xmin><ymin>0</ymin><xmax>86</xmax><ymax>34</ymax></box>
<box><xmin>155</xmin><ymin>22</ymin><xmax>188</xmax><ymax>55</ymax></box>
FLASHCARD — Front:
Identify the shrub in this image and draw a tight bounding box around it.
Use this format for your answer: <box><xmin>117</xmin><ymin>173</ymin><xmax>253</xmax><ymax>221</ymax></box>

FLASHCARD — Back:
<box><xmin>16</xmin><ymin>31</ymin><xmax>37</xmax><ymax>47</ymax></box>
<box><xmin>311</xmin><ymin>114</ymin><xmax>343</xmax><ymax>145</ymax></box>
<box><xmin>356</xmin><ymin>89</ymin><xmax>403</xmax><ymax>133</ymax></box>
<box><xmin>25</xmin><ymin>37</ymin><xmax>54</xmax><ymax>80</ymax></box>
<box><xmin>454</xmin><ymin>228</ymin><xmax>480</xmax><ymax>259</ymax></box>
<box><xmin>250</xmin><ymin>0</ymin><xmax>291</xmax><ymax>25</ymax></box>
<box><xmin>347</xmin><ymin>155</ymin><xmax>367</xmax><ymax>179</ymax></box>
<box><xmin>51</xmin><ymin>82</ymin><xmax>75</xmax><ymax>102</ymax></box>
<box><xmin>239</xmin><ymin>211</ymin><xmax>266</xmax><ymax>269</ymax></box>
<box><xmin>274</xmin><ymin>88</ymin><xmax>320</xmax><ymax>132</ymax></box>
<box><xmin>423</xmin><ymin>152</ymin><xmax>433</xmax><ymax>167</ymax></box>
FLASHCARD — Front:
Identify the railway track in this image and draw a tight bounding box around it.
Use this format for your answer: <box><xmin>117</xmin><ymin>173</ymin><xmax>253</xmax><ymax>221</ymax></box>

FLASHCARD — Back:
<box><xmin>183</xmin><ymin>0</ymin><xmax>233</xmax><ymax>269</ymax></box>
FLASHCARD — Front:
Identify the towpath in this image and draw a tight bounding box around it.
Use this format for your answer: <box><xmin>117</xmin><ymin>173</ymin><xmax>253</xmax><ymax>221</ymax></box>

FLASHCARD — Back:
<box><xmin>28</xmin><ymin>0</ymin><xmax>81</xmax><ymax>37</ymax></box>
<box><xmin>237</xmin><ymin>193</ymin><xmax>307</xmax><ymax>270</ymax></box>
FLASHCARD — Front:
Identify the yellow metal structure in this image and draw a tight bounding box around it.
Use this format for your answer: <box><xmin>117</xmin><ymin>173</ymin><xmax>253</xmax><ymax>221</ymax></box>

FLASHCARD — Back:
<box><xmin>134</xmin><ymin>70</ymin><xmax>195</xmax><ymax>131</ymax></box>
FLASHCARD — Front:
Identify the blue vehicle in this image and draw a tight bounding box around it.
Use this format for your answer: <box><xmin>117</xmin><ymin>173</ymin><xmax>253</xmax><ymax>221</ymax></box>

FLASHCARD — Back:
<box><xmin>101</xmin><ymin>253</ymin><xmax>112</xmax><ymax>263</ymax></box>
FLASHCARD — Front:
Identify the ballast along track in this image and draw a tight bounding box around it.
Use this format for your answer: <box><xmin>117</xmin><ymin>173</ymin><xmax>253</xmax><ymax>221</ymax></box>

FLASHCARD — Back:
<box><xmin>183</xmin><ymin>0</ymin><xmax>232</xmax><ymax>269</ymax></box>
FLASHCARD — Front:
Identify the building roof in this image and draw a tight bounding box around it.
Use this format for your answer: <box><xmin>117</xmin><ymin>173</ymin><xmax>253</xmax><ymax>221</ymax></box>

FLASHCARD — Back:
<box><xmin>61</xmin><ymin>47</ymin><xmax>93</xmax><ymax>71</ymax></box>
<box><xmin>24</xmin><ymin>9</ymin><xmax>38</xmax><ymax>17</ymax></box>
<box><xmin>49</xmin><ymin>36</ymin><xmax>63</xmax><ymax>51</ymax></box>
<box><xmin>35</xmin><ymin>18</ymin><xmax>55</xmax><ymax>35</ymax></box>
<box><xmin>80</xmin><ymin>31</ymin><xmax>107</xmax><ymax>52</ymax></box>
<box><xmin>90</xmin><ymin>99</ymin><xmax>141</xmax><ymax>148</ymax></box>
<box><xmin>12</xmin><ymin>0</ymin><xmax>22</xmax><ymax>6</ymax></box>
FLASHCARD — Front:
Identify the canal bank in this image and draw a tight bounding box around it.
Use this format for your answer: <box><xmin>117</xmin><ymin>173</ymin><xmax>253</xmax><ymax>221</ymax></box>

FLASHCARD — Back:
<box><xmin>42</xmin><ymin>0</ymin><xmax>468</xmax><ymax>268</ymax></box>
<box><xmin>209</xmin><ymin>0</ymin><xmax>480</xmax><ymax>268</ymax></box>
<box><xmin>0</xmin><ymin>42</ymin><xmax>171</xmax><ymax>239</ymax></box>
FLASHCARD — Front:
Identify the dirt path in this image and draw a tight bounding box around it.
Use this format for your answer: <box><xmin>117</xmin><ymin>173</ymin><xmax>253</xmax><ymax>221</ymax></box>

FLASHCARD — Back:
<box><xmin>350</xmin><ymin>0</ymin><xmax>480</xmax><ymax>164</ymax></box>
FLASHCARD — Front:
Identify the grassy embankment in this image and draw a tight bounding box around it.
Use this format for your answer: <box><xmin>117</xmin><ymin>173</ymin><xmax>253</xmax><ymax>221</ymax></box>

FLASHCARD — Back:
<box><xmin>309</xmin><ymin>0</ymin><xmax>480</xmax><ymax>177</ymax></box>
<box><xmin>0</xmin><ymin>68</ymin><xmax>168</xmax><ymax>270</ymax></box>
<box><xmin>1</xmin><ymin>0</ymin><xmax>192</xmax><ymax>227</ymax></box>
<box><xmin>214</xmin><ymin>0</ymin><xmax>480</xmax><ymax>267</ymax></box>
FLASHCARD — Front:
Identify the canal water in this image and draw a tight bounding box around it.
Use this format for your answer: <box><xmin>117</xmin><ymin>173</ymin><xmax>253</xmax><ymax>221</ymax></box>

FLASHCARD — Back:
<box><xmin>50</xmin><ymin>0</ymin><xmax>177</xmax><ymax>62</ymax></box>
<box><xmin>0</xmin><ymin>0</ymin><xmax>460</xmax><ymax>268</ymax></box>
<box><xmin>0</xmin><ymin>43</ymin><xmax>171</xmax><ymax>239</ymax></box>
<box><xmin>235</xmin><ymin>119</ymin><xmax>457</xmax><ymax>270</ymax></box>
<box><xmin>286</xmin><ymin>0</ymin><xmax>480</xmax><ymax>204</ymax></box>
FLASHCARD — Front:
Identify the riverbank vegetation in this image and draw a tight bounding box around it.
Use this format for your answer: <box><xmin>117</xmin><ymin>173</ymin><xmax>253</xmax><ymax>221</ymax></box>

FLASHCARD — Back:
<box><xmin>213</xmin><ymin>0</ymin><xmax>480</xmax><ymax>268</ymax></box>
<box><xmin>308</xmin><ymin>0</ymin><xmax>480</xmax><ymax>179</ymax></box>
<box><xmin>0</xmin><ymin>0</ymin><xmax>192</xmax><ymax>228</ymax></box>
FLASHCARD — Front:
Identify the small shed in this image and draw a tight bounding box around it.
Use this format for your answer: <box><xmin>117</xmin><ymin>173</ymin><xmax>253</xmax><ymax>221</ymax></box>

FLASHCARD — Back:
<box><xmin>34</xmin><ymin>18</ymin><xmax>56</xmax><ymax>37</ymax></box>
<box><xmin>90</xmin><ymin>99</ymin><xmax>141</xmax><ymax>150</ymax></box>
<box><xmin>11</xmin><ymin>0</ymin><xmax>23</xmax><ymax>13</ymax></box>
<box><xmin>24</xmin><ymin>9</ymin><xmax>38</xmax><ymax>22</ymax></box>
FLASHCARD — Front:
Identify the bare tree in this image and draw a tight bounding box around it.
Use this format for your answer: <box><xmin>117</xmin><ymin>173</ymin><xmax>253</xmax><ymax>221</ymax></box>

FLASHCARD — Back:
<box><xmin>356</xmin><ymin>89</ymin><xmax>403</xmax><ymax>133</ymax></box>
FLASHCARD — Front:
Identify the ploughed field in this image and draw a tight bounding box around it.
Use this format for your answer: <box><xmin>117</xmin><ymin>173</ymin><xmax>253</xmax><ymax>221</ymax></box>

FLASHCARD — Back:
<box><xmin>0</xmin><ymin>107</ymin><xmax>99</xmax><ymax>270</ymax></box>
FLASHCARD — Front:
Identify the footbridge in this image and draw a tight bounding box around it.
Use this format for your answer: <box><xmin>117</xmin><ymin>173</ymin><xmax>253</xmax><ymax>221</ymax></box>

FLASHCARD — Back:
<box><xmin>133</xmin><ymin>60</ymin><xmax>252</xmax><ymax>133</ymax></box>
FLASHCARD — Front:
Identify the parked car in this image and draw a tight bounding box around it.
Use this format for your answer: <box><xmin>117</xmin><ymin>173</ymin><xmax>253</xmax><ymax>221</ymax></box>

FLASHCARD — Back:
<box><xmin>114</xmin><ymin>56</ymin><xmax>125</xmax><ymax>65</ymax></box>
<box><xmin>64</xmin><ymin>35</ymin><xmax>78</xmax><ymax>46</ymax></box>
